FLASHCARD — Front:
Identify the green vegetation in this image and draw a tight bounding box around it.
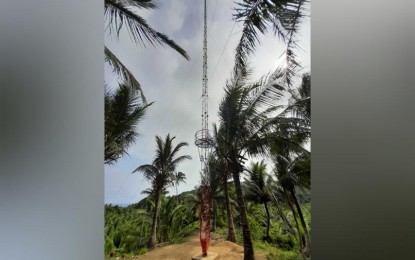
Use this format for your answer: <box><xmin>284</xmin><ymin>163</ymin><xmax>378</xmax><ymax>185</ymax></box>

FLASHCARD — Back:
<box><xmin>105</xmin><ymin>191</ymin><xmax>310</xmax><ymax>259</ymax></box>
<box><xmin>105</xmin><ymin>191</ymin><xmax>200</xmax><ymax>257</ymax></box>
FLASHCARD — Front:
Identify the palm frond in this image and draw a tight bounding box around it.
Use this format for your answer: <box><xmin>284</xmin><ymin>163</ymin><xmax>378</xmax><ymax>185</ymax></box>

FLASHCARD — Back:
<box><xmin>105</xmin><ymin>0</ymin><xmax>189</xmax><ymax>60</ymax></box>
<box><xmin>132</xmin><ymin>164</ymin><xmax>158</xmax><ymax>181</ymax></box>
<box><xmin>134</xmin><ymin>134</ymin><xmax>191</xmax><ymax>199</ymax></box>
<box><xmin>232</xmin><ymin>0</ymin><xmax>308</xmax><ymax>85</ymax></box>
<box><xmin>233</xmin><ymin>0</ymin><xmax>266</xmax><ymax>77</ymax></box>
<box><xmin>105</xmin><ymin>83</ymin><xmax>153</xmax><ymax>164</ymax></box>
<box><xmin>169</xmin><ymin>141</ymin><xmax>189</xmax><ymax>162</ymax></box>
<box><xmin>105</xmin><ymin>46</ymin><xmax>146</xmax><ymax>102</ymax></box>
<box><xmin>121</xmin><ymin>0</ymin><xmax>158</xmax><ymax>10</ymax></box>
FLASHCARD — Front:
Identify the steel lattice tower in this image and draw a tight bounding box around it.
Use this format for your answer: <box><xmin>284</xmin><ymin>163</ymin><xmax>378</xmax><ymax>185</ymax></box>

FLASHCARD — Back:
<box><xmin>195</xmin><ymin>1</ymin><xmax>214</xmax><ymax>256</ymax></box>
<box><xmin>195</xmin><ymin>0</ymin><xmax>214</xmax><ymax>186</ymax></box>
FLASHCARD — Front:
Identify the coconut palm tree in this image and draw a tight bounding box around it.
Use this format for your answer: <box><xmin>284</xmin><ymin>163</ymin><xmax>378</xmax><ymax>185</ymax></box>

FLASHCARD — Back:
<box><xmin>207</xmin><ymin>152</ymin><xmax>233</xmax><ymax>233</ymax></box>
<box><xmin>268</xmin><ymin>182</ymin><xmax>294</xmax><ymax>234</ymax></box>
<box><xmin>173</xmin><ymin>171</ymin><xmax>186</xmax><ymax>198</ymax></box>
<box><xmin>273</xmin><ymin>72</ymin><xmax>310</xmax><ymax>136</ymax></box>
<box><xmin>272</xmin><ymin>148</ymin><xmax>310</xmax><ymax>256</ymax></box>
<box><xmin>132</xmin><ymin>134</ymin><xmax>191</xmax><ymax>249</ymax></box>
<box><xmin>157</xmin><ymin>196</ymin><xmax>186</xmax><ymax>242</ymax></box>
<box><xmin>269</xmin><ymin>72</ymin><xmax>311</xmax><ymax>256</ymax></box>
<box><xmin>244</xmin><ymin>160</ymin><xmax>273</xmax><ymax>240</ymax></box>
<box><xmin>105</xmin><ymin>0</ymin><xmax>189</xmax><ymax>102</ymax></box>
<box><xmin>105</xmin><ymin>83</ymin><xmax>153</xmax><ymax>164</ymax></box>
<box><xmin>217</xmin><ymin>70</ymin><xmax>287</xmax><ymax>260</ymax></box>
<box><xmin>212</xmin><ymin>123</ymin><xmax>237</xmax><ymax>242</ymax></box>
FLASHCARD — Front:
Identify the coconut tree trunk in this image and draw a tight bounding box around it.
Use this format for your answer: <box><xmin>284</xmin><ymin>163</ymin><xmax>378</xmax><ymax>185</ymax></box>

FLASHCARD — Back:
<box><xmin>291</xmin><ymin>189</ymin><xmax>309</xmax><ymax>237</ymax></box>
<box><xmin>223</xmin><ymin>175</ymin><xmax>236</xmax><ymax>242</ymax></box>
<box><xmin>263</xmin><ymin>201</ymin><xmax>271</xmax><ymax>240</ymax></box>
<box><xmin>148</xmin><ymin>190</ymin><xmax>160</xmax><ymax>249</ymax></box>
<box><xmin>232</xmin><ymin>168</ymin><xmax>255</xmax><ymax>260</ymax></box>
<box><xmin>270</xmin><ymin>193</ymin><xmax>293</xmax><ymax>233</ymax></box>
<box><xmin>289</xmin><ymin>200</ymin><xmax>305</xmax><ymax>249</ymax></box>
<box><xmin>290</xmin><ymin>188</ymin><xmax>310</xmax><ymax>256</ymax></box>
<box><xmin>286</xmin><ymin>192</ymin><xmax>307</xmax><ymax>252</ymax></box>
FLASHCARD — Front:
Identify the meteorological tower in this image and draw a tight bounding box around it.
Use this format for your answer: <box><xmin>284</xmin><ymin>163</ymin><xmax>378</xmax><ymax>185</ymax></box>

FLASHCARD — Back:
<box><xmin>194</xmin><ymin>0</ymin><xmax>215</xmax><ymax>257</ymax></box>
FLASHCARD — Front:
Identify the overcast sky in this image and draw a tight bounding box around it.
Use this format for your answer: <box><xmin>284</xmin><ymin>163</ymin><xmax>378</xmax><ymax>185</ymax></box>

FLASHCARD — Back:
<box><xmin>104</xmin><ymin>0</ymin><xmax>310</xmax><ymax>205</ymax></box>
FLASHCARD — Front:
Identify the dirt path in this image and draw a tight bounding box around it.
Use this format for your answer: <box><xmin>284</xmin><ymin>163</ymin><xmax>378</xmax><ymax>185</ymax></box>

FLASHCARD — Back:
<box><xmin>129</xmin><ymin>233</ymin><xmax>267</xmax><ymax>260</ymax></box>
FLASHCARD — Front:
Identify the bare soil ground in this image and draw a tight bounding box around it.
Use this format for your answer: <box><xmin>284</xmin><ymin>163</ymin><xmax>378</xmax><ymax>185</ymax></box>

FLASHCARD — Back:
<box><xmin>129</xmin><ymin>233</ymin><xmax>267</xmax><ymax>260</ymax></box>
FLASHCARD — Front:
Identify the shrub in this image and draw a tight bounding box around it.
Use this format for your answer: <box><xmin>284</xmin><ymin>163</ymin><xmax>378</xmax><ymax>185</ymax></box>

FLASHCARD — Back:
<box><xmin>267</xmin><ymin>250</ymin><xmax>302</xmax><ymax>260</ymax></box>
<box><xmin>104</xmin><ymin>235</ymin><xmax>114</xmax><ymax>257</ymax></box>
<box><xmin>137</xmin><ymin>247</ymin><xmax>149</xmax><ymax>255</ymax></box>
<box><xmin>274</xmin><ymin>233</ymin><xmax>296</xmax><ymax>250</ymax></box>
